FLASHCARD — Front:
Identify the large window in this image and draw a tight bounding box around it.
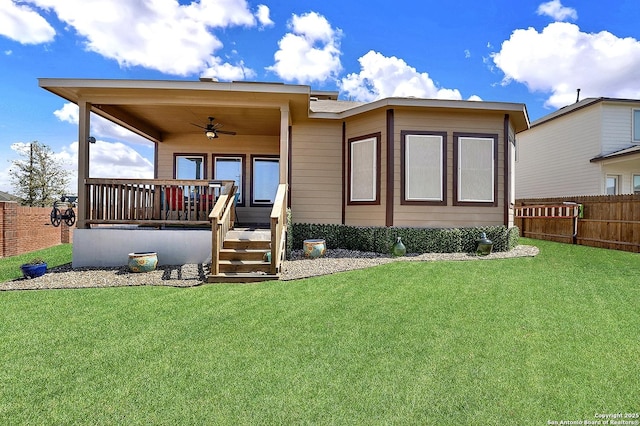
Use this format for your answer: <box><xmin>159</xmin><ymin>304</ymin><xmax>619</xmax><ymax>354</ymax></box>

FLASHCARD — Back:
<box><xmin>401</xmin><ymin>131</ymin><xmax>446</xmax><ymax>205</ymax></box>
<box><xmin>633</xmin><ymin>110</ymin><xmax>640</xmax><ymax>142</ymax></box>
<box><xmin>454</xmin><ymin>133</ymin><xmax>497</xmax><ymax>206</ymax></box>
<box><xmin>251</xmin><ymin>156</ymin><xmax>279</xmax><ymax>206</ymax></box>
<box><xmin>348</xmin><ymin>134</ymin><xmax>380</xmax><ymax>204</ymax></box>
<box><xmin>174</xmin><ymin>154</ymin><xmax>206</xmax><ymax>179</ymax></box>
<box><xmin>214</xmin><ymin>155</ymin><xmax>244</xmax><ymax>205</ymax></box>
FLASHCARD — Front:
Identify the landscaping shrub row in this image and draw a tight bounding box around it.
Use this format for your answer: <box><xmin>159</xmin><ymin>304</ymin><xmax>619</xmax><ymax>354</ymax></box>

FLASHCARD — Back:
<box><xmin>289</xmin><ymin>222</ymin><xmax>519</xmax><ymax>257</ymax></box>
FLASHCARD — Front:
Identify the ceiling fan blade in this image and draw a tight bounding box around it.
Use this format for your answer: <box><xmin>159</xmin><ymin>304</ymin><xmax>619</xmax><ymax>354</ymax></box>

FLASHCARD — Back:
<box><xmin>216</xmin><ymin>130</ymin><xmax>237</xmax><ymax>135</ymax></box>
<box><xmin>190</xmin><ymin>122</ymin><xmax>207</xmax><ymax>130</ymax></box>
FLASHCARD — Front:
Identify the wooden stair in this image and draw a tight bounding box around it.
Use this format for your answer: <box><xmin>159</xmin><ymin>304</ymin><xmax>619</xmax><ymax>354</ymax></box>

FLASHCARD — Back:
<box><xmin>207</xmin><ymin>228</ymin><xmax>279</xmax><ymax>283</ymax></box>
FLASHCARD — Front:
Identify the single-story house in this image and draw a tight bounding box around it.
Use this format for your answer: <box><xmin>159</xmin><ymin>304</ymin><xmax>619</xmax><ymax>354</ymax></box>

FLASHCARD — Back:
<box><xmin>39</xmin><ymin>78</ymin><xmax>529</xmax><ymax>281</ymax></box>
<box><xmin>516</xmin><ymin>97</ymin><xmax>640</xmax><ymax>198</ymax></box>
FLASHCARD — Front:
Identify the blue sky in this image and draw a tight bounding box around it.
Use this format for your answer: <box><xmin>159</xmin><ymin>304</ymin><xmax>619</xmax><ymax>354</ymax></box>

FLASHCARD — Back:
<box><xmin>1</xmin><ymin>0</ymin><xmax>639</xmax><ymax>194</ymax></box>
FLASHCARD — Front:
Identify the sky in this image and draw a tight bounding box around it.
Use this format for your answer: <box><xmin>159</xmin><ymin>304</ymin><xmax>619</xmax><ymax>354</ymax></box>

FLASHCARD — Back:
<box><xmin>1</xmin><ymin>0</ymin><xmax>639</xmax><ymax>194</ymax></box>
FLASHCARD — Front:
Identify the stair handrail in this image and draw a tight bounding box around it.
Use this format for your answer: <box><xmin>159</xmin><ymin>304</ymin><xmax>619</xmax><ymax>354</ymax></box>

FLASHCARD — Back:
<box><xmin>269</xmin><ymin>184</ymin><xmax>288</xmax><ymax>275</ymax></box>
<box><xmin>209</xmin><ymin>182</ymin><xmax>237</xmax><ymax>276</ymax></box>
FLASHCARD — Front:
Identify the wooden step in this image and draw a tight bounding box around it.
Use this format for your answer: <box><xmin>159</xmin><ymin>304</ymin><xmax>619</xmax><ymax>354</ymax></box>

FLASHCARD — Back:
<box><xmin>218</xmin><ymin>260</ymin><xmax>271</xmax><ymax>273</ymax></box>
<box><xmin>206</xmin><ymin>272</ymin><xmax>279</xmax><ymax>283</ymax></box>
<box><xmin>223</xmin><ymin>239</ymin><xmax>271</xmax><ymax>250</ymax></box>
<box><xmin>219</xmin><ymin>248</ymin><xmax>268</xmax><ymax>261</ymax></box>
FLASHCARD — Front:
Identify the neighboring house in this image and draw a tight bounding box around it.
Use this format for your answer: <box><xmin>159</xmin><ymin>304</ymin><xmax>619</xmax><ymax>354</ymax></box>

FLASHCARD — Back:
<box><xmin>39</xmin><ymin>78</ymin><xmax>528</xmax><ymax>280</ymax></box>
<box><xmin>0</xmin><ymin>190</ymin><xmax>21</xmax><ymax>203</ymax></box>
<box><xmin>516</xmin><ymin>97</ymin><xmax>640</xmax><ymax>198</ymax></box>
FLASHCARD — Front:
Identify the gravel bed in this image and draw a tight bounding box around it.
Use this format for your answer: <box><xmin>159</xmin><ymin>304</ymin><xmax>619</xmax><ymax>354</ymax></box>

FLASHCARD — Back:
<box><xmin>1</xmin><ymin>245</ymin><xmax>539</xmax><ymax>291</ymax></box>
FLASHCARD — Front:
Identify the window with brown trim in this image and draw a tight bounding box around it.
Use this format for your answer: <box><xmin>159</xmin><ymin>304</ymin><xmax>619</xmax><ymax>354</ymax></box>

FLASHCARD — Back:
<box><xmin>174</xmin><ymin>154</ymin><xmax>207</xmax><ymax>179</ymax></box>
<box><xmin>348</xmin><ymin>133</ymin><xmax>381</xmax><ymax>205</ymax></box>
<box><xmin>251</xmin><ymin>155</ymin><xmax>279</xmax><ymax>206</ymax></box>
<box><xmin>453</xmin><ymin>133</ymin><xmax>498</xmax><ymax>206</ymax></box>
<box><xmin>213</xmin><ymin>154</ymin><xmax>245</xmax><ymax>206</ymax></box>
<box><xmin>401</xmin><ymin>131</ymin><xmax>447</xmax><ymax>205</ymax></box>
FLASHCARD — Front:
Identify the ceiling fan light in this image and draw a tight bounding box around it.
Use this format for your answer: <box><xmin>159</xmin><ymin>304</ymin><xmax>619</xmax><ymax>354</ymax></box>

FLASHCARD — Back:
<box><xmin>205</xmin><ymin>130</ymin><xmax>217</xmax><ymax>139</ymax></box>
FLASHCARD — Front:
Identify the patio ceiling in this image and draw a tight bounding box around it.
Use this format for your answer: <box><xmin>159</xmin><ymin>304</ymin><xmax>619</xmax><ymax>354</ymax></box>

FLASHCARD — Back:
<box><xmin>39</xmin><ymin>79</ymin><xmax>314</xmax><ymax>143</ymax></box>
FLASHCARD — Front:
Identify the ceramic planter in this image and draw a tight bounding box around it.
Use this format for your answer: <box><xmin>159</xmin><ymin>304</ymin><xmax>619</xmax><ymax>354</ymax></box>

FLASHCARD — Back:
<box><xmin>21</xmin><ymin>262</ymin><xmax>47</xmax><ymax>279</ymax></box>
<box><xmin>128</xmin><ymin>252</ymin><xmax>158</xmax><ymax>273</ymax></box>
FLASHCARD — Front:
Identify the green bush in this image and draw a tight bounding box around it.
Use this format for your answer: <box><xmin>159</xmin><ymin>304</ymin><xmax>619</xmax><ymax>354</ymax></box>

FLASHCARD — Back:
<box><xmin>291</xmin><ymin>223</ymin><xmax>519</xmax><ymax>257</ymax></box>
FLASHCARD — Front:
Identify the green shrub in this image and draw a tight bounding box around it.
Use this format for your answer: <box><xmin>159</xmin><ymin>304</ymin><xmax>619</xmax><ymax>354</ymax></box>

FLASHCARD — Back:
<box><xmin>290</xmin><ymin>223</ymin><xmax>519</xmax><ymax>257</ymax></box>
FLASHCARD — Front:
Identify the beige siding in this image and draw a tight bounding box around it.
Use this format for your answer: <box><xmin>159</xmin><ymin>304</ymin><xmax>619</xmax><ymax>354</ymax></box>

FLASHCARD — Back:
<box><xmin>393</xmin><ymin>109</ymin><xmax>508</xmax><ymax>227</ymax></box>
<box><xmin>344</xmin><ymin>110</ymin><xmax>388</xmax><ymax>226</ymax></box>
<box><xmin>157</xmin><ymin>133</ymin><xmax>279</xmax><ymax>224</ymax></box>
<box><xmin>516</xmin><ymin>105</ymin><xmax>603</xmax><ymax>198</ymax></box>
<box><xmin>602</xmin><ymin>103</ymin><xmax>636</xmax><ymax>154</ymax></box>
<box><xmin>290</xmin><ymin>120</ymin><xmax>343</xmax><ymax>224</ymax></box>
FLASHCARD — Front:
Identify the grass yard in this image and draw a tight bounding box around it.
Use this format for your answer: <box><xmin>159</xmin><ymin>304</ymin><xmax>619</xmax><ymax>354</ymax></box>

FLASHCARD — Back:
<box><xmin>0</xmin><ymin>244</ymin><xmax>72</xmax><ymax>282</ymax></box>
<box><xmin>0</xmin><ymin>239</ymin><xmax>638</xmax><ymax>424</ymax></box>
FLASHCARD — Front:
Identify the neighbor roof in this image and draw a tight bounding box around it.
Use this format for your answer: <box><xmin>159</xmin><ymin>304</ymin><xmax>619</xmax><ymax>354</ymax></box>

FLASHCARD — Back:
<box><xmin>530</xmin><ymin>97</ymin><xmax>640</xmax><ymax>128</ymax></box>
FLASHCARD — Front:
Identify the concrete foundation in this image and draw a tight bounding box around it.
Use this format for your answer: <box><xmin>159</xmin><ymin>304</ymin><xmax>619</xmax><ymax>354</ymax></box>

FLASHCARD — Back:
<box><xmin>73</xmin><ymin>228</ymin><xmax>211</xmax><ymax>267</ymax></box>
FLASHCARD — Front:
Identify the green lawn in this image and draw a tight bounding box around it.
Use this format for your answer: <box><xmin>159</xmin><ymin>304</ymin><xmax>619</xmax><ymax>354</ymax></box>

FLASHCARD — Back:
<box><xmin>0</xmin><ymin>239</ymin><xmax>638</xmax><ymax>424</ymax></box>
<box><xmin>0</xmin><ymin>244</ymin><xmax>72</xmax><ymax>282</ymax></box>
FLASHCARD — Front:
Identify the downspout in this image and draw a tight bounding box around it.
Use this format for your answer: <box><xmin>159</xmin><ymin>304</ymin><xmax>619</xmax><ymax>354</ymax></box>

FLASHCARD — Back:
<box><xmin>386</xmin><ymin>109</ymin><xmax>394</xmax><ymax>227</ymax></box>
<box><xmin>341</xmin><ymin>121</ymin><xmax>346</xmax><ymax>225</ymax></box>
<box><xmin>503</xmin><ymin>114</ymin><xmax>510</xmax><ymax>227</ymax></box>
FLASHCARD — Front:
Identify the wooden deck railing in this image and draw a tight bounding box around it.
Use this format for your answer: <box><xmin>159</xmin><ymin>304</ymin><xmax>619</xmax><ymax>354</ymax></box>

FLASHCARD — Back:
<box><xmin>269</xmin><ymin>184</ymin><xmax>288</xmax><ymax>275</ymax></box>
<box><xmin>84</xmin><ymin>178</ymin><xmax>233</xmax><ymax>226</ymax></box>
<box><xmin>209</xmin><ymin>182</ymin><xmax>237</xmax><ymax>276</ymax></box>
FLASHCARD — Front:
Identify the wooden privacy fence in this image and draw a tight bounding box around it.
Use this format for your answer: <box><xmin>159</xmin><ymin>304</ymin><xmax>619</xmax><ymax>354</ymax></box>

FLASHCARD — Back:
<box><xmin>515</xmin><ymin>194</ymin><xmax>640</xmax><ymax>253</ymax></box>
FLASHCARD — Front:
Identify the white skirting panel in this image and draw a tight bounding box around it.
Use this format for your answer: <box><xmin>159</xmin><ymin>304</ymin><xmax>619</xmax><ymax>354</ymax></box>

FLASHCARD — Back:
<box><xmin>73</xmin><ymin>228</ymin><xmax>212</xmax><ymax>267</ymax></box>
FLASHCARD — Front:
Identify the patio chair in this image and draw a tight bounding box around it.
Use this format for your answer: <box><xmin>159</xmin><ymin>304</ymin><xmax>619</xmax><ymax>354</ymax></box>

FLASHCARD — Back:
<box><xmin>165</xmin><ymin>186</ymin><xmax>184</xmax><ymax>220</ymax></box>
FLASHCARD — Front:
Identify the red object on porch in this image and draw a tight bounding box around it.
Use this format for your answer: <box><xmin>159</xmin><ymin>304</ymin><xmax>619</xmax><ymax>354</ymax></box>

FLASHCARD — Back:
<box><xmin>166</xmin><ymin>186</ymin><xmax>184</xmax><ymax>218</ymax></box>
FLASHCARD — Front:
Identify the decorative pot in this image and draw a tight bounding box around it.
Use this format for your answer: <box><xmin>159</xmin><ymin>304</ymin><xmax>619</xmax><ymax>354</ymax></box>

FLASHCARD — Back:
<box><xmin>476</xmin><ymin>233</ymin><xmax>493</xmax><ymax>256</ymax></box>
<box><xmin>303</xmin><ymin>239</ymin><xmax>326</xmax><ymax>259</ymax></box>
<box><xmin>21</xmin><ymin>263</ymin><xmax>47</xmax><ymax>279</ymax></box>
<box><xmin>128</xmin><ymin>252</ymin><xmax>158</xmax><ymax>273</ymax></box>
<box><xmin>391</xmin><ymin>237</ymin><xmax>406</xmax><ymax>257</ymax></box>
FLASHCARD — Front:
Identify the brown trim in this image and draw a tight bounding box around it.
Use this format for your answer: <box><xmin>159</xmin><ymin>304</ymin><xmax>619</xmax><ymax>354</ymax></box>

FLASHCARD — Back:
<box><xmin>503</xmin><ymin>114</ymin><xmax>510</xmax><ymax>226</ymax></box>
<box><xmin>173</xmin><ymin>153</ymin><xmax>208</xmax><ymax>179</ymax></box>
<box><xmin>212</xmin><ymin>154</ymin><xmax>246</xmax><ymax>206</ymax></box>
<box><xmin>347</xmin><ymin>132</ymin><xmax>382</xmax><ymax>206</ymax></box>
<box><xmin>250</xmin><ymin>154</ymin><xmax>279</xmax><ymax>207</ymax></box>
<box><xmin>400</xmin><ymin>130</ymin><xmax>448</xmax><ymax>206</ymax></box>
<box><xmin>452</xmin><ymin>133</ymin><xmax>499</xmax><ymax>207</ymax></box>
<box><xmin>386</xmin><ymin>109</ymin><xmax>394</xmax><ymax>226</ymax></box>
<box><xmin>287</xmin><ymin>125</ymin><xmax>292</xmax><ymax>209</ymax></box>
<box><xmin>341</xmin><ymin>121</ymin><xmax>346</xmax><ymax>224</ymax></box>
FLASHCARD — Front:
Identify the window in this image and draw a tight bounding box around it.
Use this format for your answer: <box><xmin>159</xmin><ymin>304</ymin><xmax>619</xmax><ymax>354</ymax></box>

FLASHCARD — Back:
<box><xmin>401</xmin><ymin>131</ymin><xmax>446</xmax><ymax>205</ymax></box>
<box><xmin>348</xmin><ymin>134</ymin><xmax>380</xmax><ymax>204</ymax></box>
<box><xmin>214</xmin><ymin>155</ymin><xmax>244</xmax><ymax>205</ymax></box>
<box><xmin>251</xmin><ymin>156</ymin><xmax>279</xmax><ymax>205</ymax></box>
<box><xmin>634</xmin><ymin>175</ymin><xmax>640</xmax><ymax>194</ymax></box>
<box><xmin>174</xmin><ymin>154</ymin><xmax>206</xmax><ymax>179</ymax></box>
<box><xmin>454</xmin><ymin>134</ymin><xmax>497</xmax><ymax>205</ymax></box>
<box><xmin>634</xmin><ymin>110</ymin><xmax>640</xmax><ymax>142</ymax></box>
<box><xmin>606</xmin><ymin>175</ymin><xmax>619</xmax><ymax>195</ymax></box>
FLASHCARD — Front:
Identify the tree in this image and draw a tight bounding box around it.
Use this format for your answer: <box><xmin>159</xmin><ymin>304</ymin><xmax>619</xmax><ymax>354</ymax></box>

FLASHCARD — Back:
<box><xmin>9</xmin><ymin>141</ymin><xmax>71</xmax><ymax>207</ymax></box>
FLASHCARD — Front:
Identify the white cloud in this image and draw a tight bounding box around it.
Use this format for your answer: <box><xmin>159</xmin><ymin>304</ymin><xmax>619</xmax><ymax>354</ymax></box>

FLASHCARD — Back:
<box><xmin>54</xmin><ymin>103</ymin><xmax>154</xmax><ymax>146</ymax></box>
<box><xmin>266</xmin><ymin>11</ymin><xmax>342</xmax><ymax>84</ymax></box>
<box><xmin>255</xmin><ymin>4</ymin><xmax>274</xmax><ymax>27</ymax></box>
<box><xmin>340</xmin><ymin>50</ymin><xmax>474</xmax><ymax>102</ymax></box>
<box><xmin>492</xmin><ymin>22</ymin><xmax>640</xmax><ymax>108</ymax></box>
<box><xmin>65</xmin><ymin>141</ymin><xmax>154</xmax><ymax>180</ymax></box>
<box><xmin>22</xmin><ymin>0</ymin><xmax>258</xmax><ymax>77</ymax></box>
<box><xmin>536</xmin><ymin>0</ymin><xmax>578</xmax><ymax>21</ymax></box>
<box><xmin>0</xmin><ymin>0</ymin><xmax>55</xmax><ymax>44</ymax></box>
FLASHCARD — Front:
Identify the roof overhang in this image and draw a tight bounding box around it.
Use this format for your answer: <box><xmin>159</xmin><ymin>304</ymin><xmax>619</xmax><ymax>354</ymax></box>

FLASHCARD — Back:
<box><xmin>590</xmin><ymin>145</ymin><xmax>640</xmax><ymax>163</ymax></box>
<box><xmin>38</xmin><ymin>78</ymin><xmax>315</xmax><ymax>143</ymax></box>
<box><xmin>310</xmin><ymin>97</ymin><xmax>530</xmax><ymax>133</ymax></box>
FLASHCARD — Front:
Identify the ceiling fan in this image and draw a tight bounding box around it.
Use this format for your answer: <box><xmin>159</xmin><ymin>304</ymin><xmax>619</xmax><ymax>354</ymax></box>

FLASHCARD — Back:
<box><xmin>191</xmin><ymin>116</ymin><xmax>237</xmax><ymax>139</ymax></box>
